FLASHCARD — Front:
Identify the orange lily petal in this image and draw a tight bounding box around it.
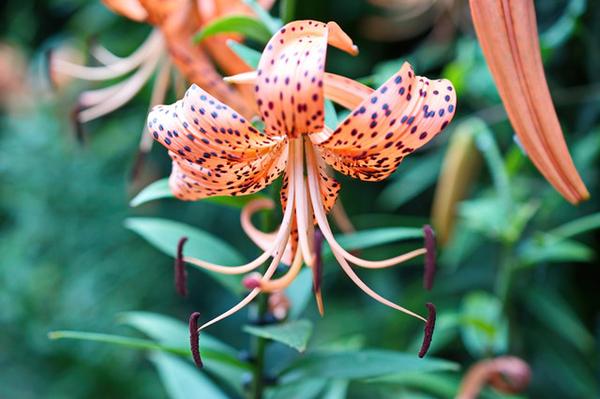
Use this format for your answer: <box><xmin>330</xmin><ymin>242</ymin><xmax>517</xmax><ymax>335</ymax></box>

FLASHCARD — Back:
<box><xmin>148</xmin><ymin>84</ymin><xmax>287</xmax><ymax>200</ymax></box>
<box><xmin>140</xmin><ymin>0</ymin><xmax>255</xmax><ymax>117</ymax></box>
<box><xmin>256</xmin><ymin>20</ymin><xmax>357</xmax><ymax>137</ymax></box>
<box><xmin>469</xmin><ymin>0</ymin><xmax>589</xmax><ymax>204</ymax></box>
<box><xmin>102</xmin><ymin>0</ymin><xmax>148</xmax><ymax>21</ymax></box>
<box><xmin>316</xmin><ymin>62</ymin><xmax>456</xmax><ymax>181</ymax></box>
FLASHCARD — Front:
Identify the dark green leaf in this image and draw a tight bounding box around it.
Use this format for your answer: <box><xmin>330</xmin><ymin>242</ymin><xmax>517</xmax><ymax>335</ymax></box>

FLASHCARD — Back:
<box><xmin>149</xmin><ymin>352</ymin><xmax>229</xmax><ymax>399</ymax></box>
<box><xmin>194</xmin><ymin>15</ymin><xmax>272</xmax><ymax>44</ymax></box>
<box><xmin>268</xmin><ymin>378</ymin><xmax>327</xmax><ymax>399</ymax></box>
<box><xmin>281</xmin><ymin>350</ymin><xmax>459</xmax><ymax>381</ymax></box>
<box><xmin>124</xmin><ymin>218</ymin><xmax>244</xmax><ymax>293</ymax></box>
<box><xmin>286</xmin><ymin>268</ymin><xmax>314</xmax><ymax>319</ymax></box>
<box><xmin>519</xmin><ymin>235</ymin><xmax>594</xmax><ymax>266</ymax></box>
<box><xmin>48</xmin><ymin>330</ymin><xmax>188</xmax><ymax>356</ymax></box>
<box><xmin>377</xmin><ymin>151</ymin><xmax>443</xmax><ymax>210</ymax></box>
<box><xmin>524</xmin><ymin>289</ymin><xmax>594</xmax><ymax>353</ymax></box>
<box><xmin>279</xmin><ymin>0</ymin><xmax>296</xmax><ymax>24</ymax></box>
<box><xmin>243</xmin><ymin>319</ymin><xmax>313</xmax><ymax>352</ymax></box>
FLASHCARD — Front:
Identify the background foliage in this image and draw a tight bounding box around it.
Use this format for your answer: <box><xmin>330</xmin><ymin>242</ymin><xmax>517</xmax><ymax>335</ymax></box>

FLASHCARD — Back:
<box><xmin>0</xmin><ymin>0</ymin><xmax>599</xmax><ymax>398</ymax></box>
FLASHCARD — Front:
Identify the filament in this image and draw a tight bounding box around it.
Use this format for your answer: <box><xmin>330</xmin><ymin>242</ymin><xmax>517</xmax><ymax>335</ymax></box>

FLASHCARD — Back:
<box><xmin>305</xmin><ymin>142</ymin><xmax>426</xmax><ymax>322</ymax></box>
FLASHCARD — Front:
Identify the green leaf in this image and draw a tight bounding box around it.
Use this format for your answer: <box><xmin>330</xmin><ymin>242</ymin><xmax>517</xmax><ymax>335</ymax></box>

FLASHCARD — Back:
<box><xmin>279</xmin><ymin>0</ymin><xmax>296</xmax><ymax>24</ymax></box>
<box><xmin>243</xmin><ymin>319</ymin><xmax>313</xmax><ymax>352</ymax></box>
<box><xmin>519</xmin><ymin>235</ymin><xmax>594</xmax><ymax>266</ymax></box>
<box><xmin>286</xmin><ymin>268</ymin><xmax>314</xmax><ymax>319</ymax></box>
<box><xmin>194</xmin><ymin>15</ymin><xmax>272</xmax><ymax>44</ymax></box>
<box><xmin>118</xmin><ymin>311</ymin><xmax>236</xmax><ymax>356</ymax></box>
<box><xmin>130</xmin><ymin>178</ymin><xmax>266</xmax><ymax>208</ymax></box>
<box><xmin>460</xmin><ymin>292</ymin><xmax>508</xmax><ymax>358</ymax></box>
<box><xmin>524</xmin><ymin>289</ymin><xmax>594</xmax><ymax>353</ymax></box>
<box><xmin>150</xmin><ymin>352</ymin><xmax>229</xmax><ymax>399</ymax></box>
<box><xmin>334</xmin><ymin>227</ymin><xmax>423</xmax><ymax>251</ymax></box>
<box><xmin>547</xmin><ymin>212</ymin><xmax>600</xmax><ymax>239</ymax></box>
<box><xmin>473</xmin><ymin>119</ymin><xmax>512</xmax><ymax>212</ymax></box>
<box><xmin>377</xmin><ymin>151</ymin><xmax>443</xmax><ymax>210</ymax></box>
<box><xmin>120</xmin><ymin>312</ymin><xmax>250</xmax><ymax>395</ymax></box>
<box><xmin>281</xmin><ymin>350</ymin><xmax>459</xmax><ymax>381</ymax></box>
<box><xmin>48</xmin><ymin>330</ymin><xmax>188</xmax><ymax>356</ymax></box>
<box><xmin>367</xmin><ymin>372</ymin><xmax>461</xmax><ymax>398</ymax></box>
<box><xmin>125</xmin><ymin>217</ymin><xmax>244</xmax><ymax>293</ymax></box>
<box><xmin>130</xmin><ymin>178</ymin><xmax>173</xmax><ymax>206</ymax></box>
<box><xmin>243</xmin><ymin>0</ymin><xmax>282</xmax><ymax>34</ymax></box>
<box><xmin>226</xmin><ymin>39</ymin><xmax>261</xmax><ymax>68</ymax></box>
<box><xmin>268</xmin><ymin>379</ymin><xmax>327</xmax><ymax>399</ymax></box>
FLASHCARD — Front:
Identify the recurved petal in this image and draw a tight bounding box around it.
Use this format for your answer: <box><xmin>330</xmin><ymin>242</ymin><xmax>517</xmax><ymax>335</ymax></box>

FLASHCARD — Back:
<box><xmin>102</xmin><ymin>0</ymin><xmax>148</xmax><ymax>21</ymax></box>
<box><xmin>316</xmin><ymin>62</ymin><xmax>456</xmax><ymax>181</ymax></box>
<box><xmin>469</xmin><ymin>0</ymin><xmax>589</xmax><ymax>204</ymax></box>
<box><xmin>256</xmin><ymin>20</ymin><xmax>357</xmax><ymax>137</ymax></box>
<box><xmin>148</xmin><ymin>84</ymin><xmax>287</xmax><ymax>200</ymax></box>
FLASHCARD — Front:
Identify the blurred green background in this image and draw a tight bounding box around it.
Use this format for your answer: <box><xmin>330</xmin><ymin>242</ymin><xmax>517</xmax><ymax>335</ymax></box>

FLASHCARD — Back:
<box><xmin>0</xmin><ymin>0</ymin><xmax>599</xmax><ymax>398</ymax></box>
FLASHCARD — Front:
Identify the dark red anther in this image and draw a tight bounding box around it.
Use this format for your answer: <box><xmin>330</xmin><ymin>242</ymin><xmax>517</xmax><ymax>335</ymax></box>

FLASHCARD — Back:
<box><xmin>175</xmin><ymin>237</ymin><xmax>188</xmax><ymax>297</ymax></box>
<box><xmin>189</xmin><ymin>312</ymin><xmax>203</xmax><ymax>368</ymax></box>
<box><xmin>418</xmin><ymin>302</ymin><xmax>436</xmax><ymax>358</ymax></box>
<box><xmin>422</xmin><ymin>225</ymin><xmax>436</xmax><ymax>290</ymax></box>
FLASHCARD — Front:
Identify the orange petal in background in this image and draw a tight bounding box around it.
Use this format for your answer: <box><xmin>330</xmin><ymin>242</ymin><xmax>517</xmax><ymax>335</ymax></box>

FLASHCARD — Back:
<box><xmin>102</xmin><ymin>0</ymin><xmax>148</xmax><ymax>22</ymax></box>
<box><xmin>469</xmin><ymin>0</ymin><xmax>589</xmax><ymax>204</ymax></box>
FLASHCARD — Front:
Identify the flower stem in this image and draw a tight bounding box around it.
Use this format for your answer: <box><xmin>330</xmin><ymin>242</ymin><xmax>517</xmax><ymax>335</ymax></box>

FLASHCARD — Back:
<box><xmin>249</xmin><ymin>183</ymin><xmax>280</xmax><ymax>399</ymax></box>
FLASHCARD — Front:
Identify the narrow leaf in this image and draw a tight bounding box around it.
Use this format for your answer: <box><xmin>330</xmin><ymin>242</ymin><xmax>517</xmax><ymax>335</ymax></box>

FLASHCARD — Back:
<box><xmin>48</xmin><ymin>330</ymin><xmax>189</xmax><ymax>356</ymax></box>
<box><xmin>243</xmin><ymin>319</ymin><xmax>313</xmax><ymax>352</ymax></box>
<box><xmin>130</xmin><ymin>177</ymin><xmax>266</xmax><ymax>208</ymax></box>
<box><xmin>281</xmin><ymin>350</ymin><xmax>459</xmax><ymax>381</ymax></box>
<box><xmin>377</xmin><ymin>151</ymin><xmax>443</xmax><ymax>210</ymax></box>
<box><xmin>125</xmin><ymin>218</ymin><xmax>244</xmax><ymax>293</ymax></box>
<box><xmin>525</xmin><ymin>289</ymin><xmax>594</xmax><ymax>353</ymax></box>
<box><xmin>194</xmin><ymin>15</ymin><xmax>272</xmax><ymax>44</ymax></box>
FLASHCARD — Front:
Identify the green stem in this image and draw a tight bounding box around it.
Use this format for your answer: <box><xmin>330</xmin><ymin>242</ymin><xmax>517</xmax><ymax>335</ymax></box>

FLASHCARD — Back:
<box><xmin>249</xmin><ymin>182</ymin><xmax>280</xmax><ymax>399</ymax></box>
<box><xmin>495</xmin><ymin>243</ymin><xmax>514</xmax><ymax>311</ymax></box>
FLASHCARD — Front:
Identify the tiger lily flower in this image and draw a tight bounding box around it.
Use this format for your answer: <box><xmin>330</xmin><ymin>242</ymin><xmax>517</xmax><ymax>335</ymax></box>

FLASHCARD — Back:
<box><xmin>50</xmin><ymin>0</ymin><xmax>272</xmax><ymax>156</ymax></box>
<box><xmin>469</xmin><ymin>0</ymin><xmax>589</xmax><ymax>204</ymax></box>
<box><xmin>148</xmin><ymin>20</ymin><xmax>455</xmax><ymax>359</ymax></box>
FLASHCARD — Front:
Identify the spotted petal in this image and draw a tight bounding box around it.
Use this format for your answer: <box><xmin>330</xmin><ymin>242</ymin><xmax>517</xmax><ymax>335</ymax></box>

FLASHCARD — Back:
<box><xmin>255</xmin><ymin>20</ymin><xmax>358</xmax><ymax>138</ymax></box>
<box><xmin>148</xmin><ymin>84</ymin><xmax>287</xmax><ymax>200</ymax></box>
<box><xmin>315</xmin><ymin>62</ymin><xmax>456</xmax><ymax>181</ymax></box>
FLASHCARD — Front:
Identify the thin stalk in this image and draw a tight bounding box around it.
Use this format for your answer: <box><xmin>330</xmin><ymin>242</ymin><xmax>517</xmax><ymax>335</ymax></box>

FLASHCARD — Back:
<box><xmin>249</xmin><ymin>180</ymin><xmax>281</xmax><ymax>399</ymax></box>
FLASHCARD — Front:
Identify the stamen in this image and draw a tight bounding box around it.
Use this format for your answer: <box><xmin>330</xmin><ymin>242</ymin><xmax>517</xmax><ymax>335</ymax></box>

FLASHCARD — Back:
<box><xmin>197</xmin><ymin>145</ymin><xmax>297</xmax><ymax>332</ymax></box>
<box><xmin>305</xmin><ymin>143</ymin><xmax>425</xmax><ymax>269</ymax></box>
<box><xmin>77</xmin><ymin>53</ymin><xmax>161</xmax><ymax>123</ymax></box>
<box><xmin>223</xmin><ymin>71</ymin><xmax>257</xmax><ymax>84</ymax></box>
<box><xmin>293</xmin><ymin>138</ymin><xmax>315</xmax><ymax>267</ymax></box>
<box><xmin>418</xmin><ymin>303</ymin><xmax>436</xmax><ymax>358</ymax></box>
<box><xmin>133</xmin><ymin>59</ymin><xmax>172</xmax><ymax>181</ymax></box>
<box><xmin>306</xmin><ymin>143</ymin><xmax>426</xmax><ymax>322</ymax></box>
<box><xmin>422</xmin><ymin>225</ymin><xmax>436</xmax><ymax>290</ymax></box>
<box><xmin>189</xmin><ymin>312</ymin><xmax>203</xmax><ymax>368</ymax></box>
<box><xmin>175</xmin><ymin>237</ymin><xmax>188</xmax><ymax>297</ymax></box>
<box><xmin>51</xmin><ymin>30</ymin><xmax>163</xmax><ymax>81</ymax></box>
<box><xmin>313</xmin><ymin>228</ymin><xmax>325</xmax><ymax>316</ymax></box>
<box><xmin>184</xmin><ymin>189</ymin><xmax>296</xmax><ymax>275</ymax></box>
<box><xmin>258</xmin><ymin>249</ymin><xmax>303</xmax><ymax>292</ymax></box>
